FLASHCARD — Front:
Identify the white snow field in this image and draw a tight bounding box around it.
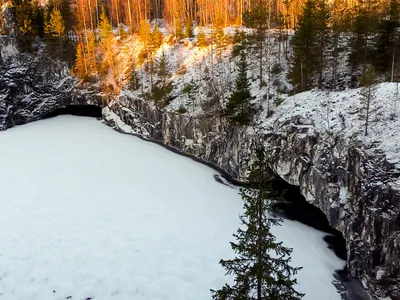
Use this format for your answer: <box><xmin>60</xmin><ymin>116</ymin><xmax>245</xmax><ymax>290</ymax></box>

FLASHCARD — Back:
<box><xmin>0</xmin><ymin>116</ymin><xmax>344</xmax><ymax>300</ymax></box>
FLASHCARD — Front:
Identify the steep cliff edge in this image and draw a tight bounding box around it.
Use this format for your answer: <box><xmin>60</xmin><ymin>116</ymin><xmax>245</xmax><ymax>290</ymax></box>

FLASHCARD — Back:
<box><xmin>103</xmin><ymin>89</ymin><xmax>400</xmax><ymax>299</ymax></box>
<box><xmin>0</xmin><ymin>36</ymin><xmax>103</xmax><ymax>130</ymax></box>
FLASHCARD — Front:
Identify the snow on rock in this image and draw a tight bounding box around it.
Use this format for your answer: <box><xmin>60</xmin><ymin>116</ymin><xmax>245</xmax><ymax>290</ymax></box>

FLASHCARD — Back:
<box><xmin>1</xmin><ymin>5</ymin><xmax>20</xmax><ymax>39</ymax></box>
<box><xmin>104</xmin><ymin>81</ymin><xmax>400</xmax><ymax>299</ymax></box>
<box><xmin>261</xmin><ymin>83</ymin><xmax>400</xmax><ymax>165</ymax></box>
<box><xmin>0</xmin><ymin>35</ymin><xmax>103</xmax><ymax>131</ymax></box>
<box><xmin>0</xmin><ymin>116</ymin><xmax>345</xmax><ymax>300</ymax></box>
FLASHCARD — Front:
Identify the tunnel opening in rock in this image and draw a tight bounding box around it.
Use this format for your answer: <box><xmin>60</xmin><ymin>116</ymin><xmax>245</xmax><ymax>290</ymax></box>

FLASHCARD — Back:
<box><xmin>269</xmin><ymin>178</ymin><xmax>347</xmax><ymax>262</ymax></box>
<box><xmin>43</xmin><ymin>105</ymin><xmax>102</xmax><ymax>119</ymax></box>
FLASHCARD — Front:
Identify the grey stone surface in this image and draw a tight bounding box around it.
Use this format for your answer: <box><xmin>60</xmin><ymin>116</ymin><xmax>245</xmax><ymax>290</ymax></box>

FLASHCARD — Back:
<box><xmin>0</xmin><ymin>35</ymin><xmax>103</xmax><ymax>130</ymax></box>
<box><xmin>104</xmin><ymin>96</ymin><xmax>400</xmax><ymax>300</ymax></box>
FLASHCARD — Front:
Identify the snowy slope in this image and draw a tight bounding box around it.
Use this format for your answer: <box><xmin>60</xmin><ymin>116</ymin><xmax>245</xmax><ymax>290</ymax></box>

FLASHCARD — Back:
<box><xmin>114</xmin><ymin>28</ymin><xmax>400</xmax><ymax>175</ymax></box>
<box><xmin>259</xmin><ymin>83</ymin><xmax>400</xmax><ymax>187</ymax></box>
<box><xmin>0</xmin><ymin>116</ymin><xmax>344</xmax><ymax>300</ymax></box>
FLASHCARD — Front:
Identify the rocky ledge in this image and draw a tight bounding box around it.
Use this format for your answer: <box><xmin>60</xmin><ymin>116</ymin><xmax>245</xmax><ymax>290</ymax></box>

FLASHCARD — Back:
<box><xmin>0</xmin><ymin>36</ymin><xmax>103</xmax><ymax>130</ymax></box>
<box><xmin>103</xmin><ymin>93</ymin><xmax>400</xmax><ymax>300</ymax></box>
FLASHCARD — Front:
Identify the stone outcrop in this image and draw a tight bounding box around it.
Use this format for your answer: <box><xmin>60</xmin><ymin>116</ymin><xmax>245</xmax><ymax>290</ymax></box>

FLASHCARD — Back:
<box><xmin>1</xmin><ymin>5</ymin><xmax>20</xmax><ymax>39</ymax></box>
<box><xmin>0</xmin><ymin>35</ymin><xmax>103</xmax><ymax>130</ymax></box>
<box><xmin>103</xmin><ymin>95</ymin><xmax>400</xmax><ymax>300</ymax></box>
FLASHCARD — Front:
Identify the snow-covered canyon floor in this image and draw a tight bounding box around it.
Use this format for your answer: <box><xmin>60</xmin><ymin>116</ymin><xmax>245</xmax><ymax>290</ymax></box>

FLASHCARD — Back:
<box><xmin>0</xmin><ymin>116</ymin><xmax>345</xmax><ymax>300</ymax></box>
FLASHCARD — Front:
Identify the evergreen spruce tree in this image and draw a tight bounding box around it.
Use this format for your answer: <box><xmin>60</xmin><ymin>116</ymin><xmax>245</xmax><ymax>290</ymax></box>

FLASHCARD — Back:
<box><xmin>243</xmin><ymin>0</ymin><xmax>268</xmax><ymax>88</ymax></box>
<box><xmin>46</xmin><ymin>0</ymin><xmax>72</xmax><ymax>34</ymax></box>
<box><xmin>32</xmin><ymin>1</ymin><xmax>45</xmax><ymax>38</ymax></box>
<box><xmin>20</xmin><ymin>18</ymin><xmax>33</xmax><ymax>35</ymax></box>
<box><xmin>138</xmin><ymin>19</ymin><xmax>151</xmax><ymax>45</ymax></box>
<box><xmin>360</xmin><ymin>65</ymin><xmax>377</xmax><ymax>136</ymax></box>
<box><xmin>86</xmin><ymin>31</ymin><xmax>98</xmax><ymax>76</ymax></box>
<box><xmin>12</xmin><ymin>0</ymin><xmax>41</xmax><ymax>36</ymax></box>
<box><xmin>197</xmin><ymin>29</ymin><xmax>208</xmax><ymax>47</ymax></box>
<box><xmin>98</xmin><ymin>6</ymin><xmax>113</xmax><ymax>41</ymax></box>
<box><xmin>212</xmin><ymin>26</ymin><xmax>228</xmax><ymax>59</ymax></box>
<box><xmin>373</xmin><ymin>0</ymin><xmax>400</xmax><ymax>77</ymax></box>
<box><xmin>185</xmin><ymin>17</ymin><xmax>194</xmax><ymax>38</ymax></box>
<box><xmin>152</xmin><ymin>49</ymin><xmax>172</xmax><ymax>107</ymax></box>
<box><xmin>46</xmin><ymin>8</ymin><xmax>65</xmax><ymax>37</ymax></box>
<box><xmin>183</xmin><ymin>79</ymin><xmax>198</xmax><ymax>113</ymax></box>
<box><xmin>211</xmin><ymin>146</ymin><xmax>304</xmax><ymax>300</ymax></box>
<box><xmin>151</xmin><ymin>25</ymin><xmax>163</xmax><ymax>51</ymax></box>
<box><xmin>331</xmin><ymin>0</ymin><xmax>350</xmax><ymax>88</ymax></box>
<box><xmin>348</xmin><ymin>0</ymin><xmax>379</xmax><ymax>81</ymax></box>
<box><xmin>73</xmin><ymin>42</ymin><xmax>87</xmax><ymax>79</ymax></box>
<box><xmin>98</xmin><ymin>7</ymin><xmax>114</xmax><ymax>74</ymax></box>
<box><xmin>138</xmin><ymin>20</ymin><xmax>155</xmax><ymax>88</ymax></box>
<box><xmin>231</xmin><ymin>29</ymin><xmax>247</xmax><ymax>58</ymax></box>
<box><xmin>290</xmin><ymin>0</ymin><xmax>318</xmax><ymax>91</ymax></box>
<box><xmin>129</xmin><ymin>59</ymin><xmax>140</xmax><ymax>91</ymax></box>
<box><xmin>226</xmin><ymin>50</ymin><xmax>254</xmax><ymax>125</ymax></box>
<box><xmin>315</xmin><ymin>0</ymin><xmax>330</xmax><ymax>88</ymax></box>
<box><xmin>118</xmin><ymin>24</ymin><xmax>128</xmax><ymax>40</ymax></box>
<box><xmin>156</xmin><ymin>49</ymin><xmax>169</xmax><ymax>87</ymax></box>
<box><xmin>175</xmin><ymin>20</ymin><xmax>185</xmax><ymax>40</ymax></box>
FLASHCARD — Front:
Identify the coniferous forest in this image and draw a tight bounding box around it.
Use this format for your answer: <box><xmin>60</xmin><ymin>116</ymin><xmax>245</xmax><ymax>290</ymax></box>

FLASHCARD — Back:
<box><xmin>1</xmin><ymin>0</ymin><xmax>398</xmax><ymax>97</ymax></box>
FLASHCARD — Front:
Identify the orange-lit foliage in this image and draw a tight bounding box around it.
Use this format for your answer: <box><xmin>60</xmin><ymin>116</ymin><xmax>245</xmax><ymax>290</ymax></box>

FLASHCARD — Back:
<box><xmin>70</xmin><ymin>0</ymin><xmax>393</xmax><ymax>33</ymax></box>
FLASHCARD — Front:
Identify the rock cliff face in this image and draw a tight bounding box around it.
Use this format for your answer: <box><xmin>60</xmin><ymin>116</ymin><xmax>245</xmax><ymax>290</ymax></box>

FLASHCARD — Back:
<box><xmin>103</xmin><ymin>95</ymin><xmax>400</xmax><ymax>300</ymax></box>
<box><xmin>0</xmin><ymin>8</ymin><xmax>103</xmax><ymax>130</ymax></box>
<box><xmin>0</xmin><ymin>37</ymin><xmax>103</xmax><ymax>130</ymax></box>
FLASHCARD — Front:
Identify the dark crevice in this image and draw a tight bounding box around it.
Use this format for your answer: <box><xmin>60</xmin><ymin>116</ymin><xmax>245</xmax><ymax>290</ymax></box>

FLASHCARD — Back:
<box><xmin>268</xmin><ymin>178</ymin><xmax>348</xmax><ymax>262</ymax></box>
<box><xmin>266</xmin><ymin>179</ymin><xmax>373</xmax><ymax>299</ymax></box>
<box><xmin>42</xmin><ymin>105</ymin><xmax>102</xmax><ymax>119</ymax></box>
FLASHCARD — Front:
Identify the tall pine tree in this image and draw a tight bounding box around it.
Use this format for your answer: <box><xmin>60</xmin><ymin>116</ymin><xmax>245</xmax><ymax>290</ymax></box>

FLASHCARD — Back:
<box><xmin>98</xmin><ymin>6</ymin><xmax>114</xmax><ymax>74</ymax></box>
<box><xmin>152</xmin><ymin>49</ymin><xmax>173</xmax><ymax>107</ymax></box>
<box><xmin>86</xmin><ymin>30</ymin><xmax>98</xmax><ymax>76</ymax></box>
<box><xmin>73</xmin><ymin>42</ymin><xmax>87</xmax><ymax>79</ymax></box>
<box><xmin>46</xmin><ymin>8</ymin><xmax>65</xmax><ymax>37</ymax></box>
<box><xmin>373</xmin><ymin>0</ymin><xmax>400</xmax><ymax>78</ymax></box>
<box><xmin>331</xmin><ymin>0</ymin><xmax>350</xmax><ymax>88</ymax></box>
<box><xmin>226</xmin><ymin>49</ymin><xmax>254</xmax><ymax>125</ymax></box>
<box><xmin>360</xmin><ymin>65</ymin><xmax>377</xmax><ymax>136</ymax></box>
<box><xmin>243</xmin><ymin>0</ymin><xmax>268</xmax><ymax>89</ymax></box>
<box><xmin>211</xmin><ymin>146</ymin><xmax>304</xmax><ymax>300</ymax></box>
<box><xmin>12</xmin><ymin>0</ymin><xmax>43</xmax><ymax>36</ymax></box>
<box><xmin>98</xmin><ymin>6</ymin><xmax>113</xmax><ymax>41</ymax></box>
<box><xmin>315</xmin><ymin>0</ymin><xmax>330</xmax><ymax>88</ymax></box>
<box><xmin>348</xmin><ymin>0</ymin><xmax>379</xmax><ymax>81</ymax></box>
<box><xmin>290</xmin><ymin>0</ymin><xmax>318</xmax><ymax>92</ymax></box>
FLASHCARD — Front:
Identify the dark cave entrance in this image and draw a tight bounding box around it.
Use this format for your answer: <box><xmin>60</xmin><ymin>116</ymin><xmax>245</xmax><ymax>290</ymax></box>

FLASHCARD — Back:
<box><xmin>268</xmin><ymin>178</ymin><xmax>348</xmax><ymax>262</ymax></box>
<box><xmin>42</xmin><ymin>105</ymin><xmax>102</xmax><ymax>119</ymax></box>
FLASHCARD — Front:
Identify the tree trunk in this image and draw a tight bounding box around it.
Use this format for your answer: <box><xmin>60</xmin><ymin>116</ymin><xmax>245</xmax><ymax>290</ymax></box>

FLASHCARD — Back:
<box><xmin>88</xmin><ymin>0</ymin><xmax>94</xmax><ymax>30</ymax></box>
<box><xmin>391</xmin><ymin>49</ymin><xmax>395</xmax><ymax>82</ymax></box>
<box><xmin>127</xmin><ymin>0</ymin><xmax>133</xmax><ymax>34</ymax></box>
<box><xmin>332</xmin><ymin>32</ymin><xmax>339</xmax><ymax>90</ymax></box>
<box><xmin>365</xmin><ymin>85</ymin><xmax>370</xmax><ymax>136</ymax></box>
<box><xmin>95</xmin><ymin>0</ymin><xmax>99</xmax><ymax>27</ymax></box>
<box><xmin>362</xmin><ymin>37</ymin><xmax>367</xmax><ymax>81</ymax></box>
<box><xmin>319</xmin><ymin>35</ymin><xmax>324</xmax><ymax>89</ymax></box>
<box><xmin>395</xmin><ymin>83</ymin><xmax>399</xmax><ymax>117</ymax></box>
<box><xmin>257</xmin><ymin>193</ymin><xmax>263</xmax><ymax>300</ymax></box>
<box><xmin>300</xmin><ymin>59</ymin><xmax>304</xmax><ymax>91</ymax></box>
<box><xmin>259</xmin><ymin>31</ymin><xmax>263</xmax><ymax>89</ymax></box>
